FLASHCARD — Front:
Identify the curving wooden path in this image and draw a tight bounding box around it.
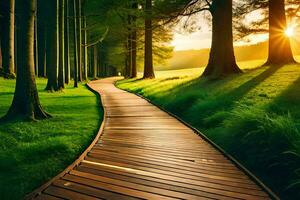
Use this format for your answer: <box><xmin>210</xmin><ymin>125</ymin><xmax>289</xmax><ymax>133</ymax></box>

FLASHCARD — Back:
<box><xmin>28</xmin><ymin>77</ymin><xmax>277</xmax><ymax>200</ymax></box>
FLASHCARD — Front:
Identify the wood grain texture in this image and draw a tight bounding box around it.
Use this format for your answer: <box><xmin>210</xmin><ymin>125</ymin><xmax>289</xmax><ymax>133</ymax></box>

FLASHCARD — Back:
<box><xmin>31</xmin><ymin>77</ymin><xmax>276</xmax><ymax>200</ymax></box>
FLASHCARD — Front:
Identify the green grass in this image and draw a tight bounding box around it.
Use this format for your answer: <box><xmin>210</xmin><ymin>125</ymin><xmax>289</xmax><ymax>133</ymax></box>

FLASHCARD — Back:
<box><xmin>117</xmin><ymin>61</ymin><xmax>300</xmax><ymax>199</ymax></box>
<box><xmin>0</xmin><ymin>78</ymin><xmax>103</xmax><ymax>200</ymax></box>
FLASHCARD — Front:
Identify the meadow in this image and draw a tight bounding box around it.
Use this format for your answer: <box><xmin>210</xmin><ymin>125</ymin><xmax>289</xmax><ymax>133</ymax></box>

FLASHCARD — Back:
<box><xmin>0</xmin><ymin>78</ymin><xmax>103</xmax><ymax>199</ymax></box>
<box><xmin>117</xmin><ymin>60</ymin><xmax>300</xmax><ymax>199</ymax></box>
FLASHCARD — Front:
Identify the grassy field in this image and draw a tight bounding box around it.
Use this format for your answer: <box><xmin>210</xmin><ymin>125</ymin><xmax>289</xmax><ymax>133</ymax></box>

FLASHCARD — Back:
<box><xmin>0</xmin><ymin>78</ymin><xmax>102</xmax><ymax>199</ymax></box>
<box><xmin>117</xmin><ymin>61</ymin><xmax>300</xmax><ymax>199</ymax></box>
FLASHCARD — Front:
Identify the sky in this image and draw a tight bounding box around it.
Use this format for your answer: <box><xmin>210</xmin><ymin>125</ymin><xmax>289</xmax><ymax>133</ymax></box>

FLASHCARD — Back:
<box><xmin>171</xmin><ymin>16</ymin><xmax>213</xmax><ymax>51</ymax></box>
<box><xmin>171</xmin><ymin>10</ymin><xmax>269</xmax><ymax>51</ymax></box>
<box><xmin>171</xmin><ymin>24</ymin><xmax>269</xmax><ymax>51</ymax></box>
<box><xmin>171</xmin><ymin>30</ymin><xmax>212</xmax><ymax>50</ymax></box>
<box><xmin>171</xmin><ymin>23</ymin><xmax>299</xmax><ymax>52</ymax></box>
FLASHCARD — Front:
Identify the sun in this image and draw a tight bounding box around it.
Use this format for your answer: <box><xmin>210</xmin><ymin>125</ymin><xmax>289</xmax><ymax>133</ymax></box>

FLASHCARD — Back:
<box><xmin>285</xmin><ymin>27</ymin><xmax>294</xmax><ymax>37</ymax></box>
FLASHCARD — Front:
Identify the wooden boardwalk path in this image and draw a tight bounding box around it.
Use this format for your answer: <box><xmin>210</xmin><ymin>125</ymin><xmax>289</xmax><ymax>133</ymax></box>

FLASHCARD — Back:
<box><xmin>28</xmin><ymin>78</ymin><xmax>277</xmax><ymax>200</ymax></box>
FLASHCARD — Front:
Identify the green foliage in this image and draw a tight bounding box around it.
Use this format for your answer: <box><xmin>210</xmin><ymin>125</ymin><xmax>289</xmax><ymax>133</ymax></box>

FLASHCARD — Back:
<box><xmin>117</xmin><ymin>62</ymin><xmax>300</xmax><ymax>199</ymax></box>
<box><xmin>0</xmin><ymin>78</ymin><xmax>102</xmax><ymax>199</ymax></box>
<box><xmin>84</xmin><ymin>0</ymin><xmax>176</xmax><ymax>73</ymax></box>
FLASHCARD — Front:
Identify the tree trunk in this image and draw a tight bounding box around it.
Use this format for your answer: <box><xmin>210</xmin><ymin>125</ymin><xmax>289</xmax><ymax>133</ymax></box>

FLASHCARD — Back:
<box><xmin>0</xmin><ymin>2</ymin><xmax>7</xmax><ymax>74</ymax></box>
<box><xmin>88</xmin><ymin>47</ymin><xmax>92</xmax><ymax>77</ymax></box>
<box><xmin>98</xmin><ymin>45</ymin><xmax>102</xmax><ymax>77</ymax></box>
<box><xmin>58</xmin><ymin>0</ymin><xmax>65</xmax><ymax>90</ymax></box>
<box><xmin>2</xmin><ymin>0</ymin><xmax>50</xmax><ymax>121</ymax></box>
<box><xmin>143</xmin><ymin>0</ymin><xmax>155</xmax><ymax>79</ymax></box>
<box><xmin>64</xmin><ymin>0</ymin><xmax>70</xmax><ymax>84</ymax></box>
<box><xmin>0</xmin><ymin>0</ymin><xmax>16</xmax><ymax>78</ymax></box>
<box><xmin>7</xmin><ymin>0</ymin><xmax>15</xmax><ymax>78</ymax></box>
<box><xmin>266</xmin><ymin>0</ymin><xmax>294</xmax><ymax>65</ymax></box>
<box><xmin>82</xmin><ymin>0</ymin><xmax>87</xmax><ymax>80</ymax></box>
<box><xmin>37</xmin><ymin>0</ymin><xmax>46</xmax><ymax>77</ymax></box>
<box><xmin>202</xmin><ymin>0</ymin><xmax>241</xmax><ymax>78</ymax></box>
<box><xmin>34</xmin><ymin>9</ymin><xmax>38</xmax><ymax>76</ymax></box>
<box><xmin>77</xmin><ymin>0</ymin><xmax>82</xmax><ymax>82</ymax></box>
<box><xmin>73</xmin><ymin>0</ymin><xmax>78</xmax><ymax>87</ymax></box>
<box><xmin>124</xmin><ymin>42</ymin><xmax>129</xmax><ymax>77</ymax></box>
<box><xmin>83</xmin><ymin>16</ymin><xmax>88</xmax><ymax>80</ymax></box>
<box><xmin>15</xmin><ymin>1</ymin><xmax>21</xmax><ymax>75</ymax></box>
<box><xmin>126</xmin><ymin>14</ymin><xmax>132</xmax><ymax>78</ymax></box>
<box><xmin>131</xmin><ymin>2</ymin><xmax>138</xmax><ymax>78</ymax></box>
<box><xmin>93</xmin><ymin>45</ymin><xmax>97</xmax><ymax>79</ymax></box>
<box><xmin>45</xmin><ymin>0</ymin><xmax>59</xmax><ymax>91</ymax></box>
<box><xmin>0</xmin><ymin>33</ymin><xmax>3</xmax><ymax>72</ymax></box>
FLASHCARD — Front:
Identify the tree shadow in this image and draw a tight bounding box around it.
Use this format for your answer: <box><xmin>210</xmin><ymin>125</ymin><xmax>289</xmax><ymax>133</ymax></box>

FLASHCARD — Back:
<box><xmin>224</xmin><ymin>64</ymin><xmax>284</xmax><ymax>102</ymax></box>
<box><xmin>151</xmin><ymin>65</ymin><xmax>284</xmax><ymax>128</ymax></box>
<box><xmin>152</xmin><ymin>65</ymin><xmax>271</xmax><ymax>101</ymax></box>
<box><xmin>268</xmin><ymin>75</ymin><xmax>300</xmax><ymax>118</ymax></box>
<box><xmin>0</xmin><ymin>92</ymin><xmax>14</xmax><ymax>96</ymax></box>
<box><xmin>0</xmin><ymin>114</ymin><xmax>29</xmax><ymax>125</ymax></box>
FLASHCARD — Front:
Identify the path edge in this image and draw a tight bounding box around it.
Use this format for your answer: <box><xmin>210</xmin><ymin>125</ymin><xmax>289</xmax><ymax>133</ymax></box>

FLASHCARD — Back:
<box><xmin>24</xmin><ymin>83</ymin><xmax>106</xmax><ymax>200</ymax></box>
<box><xmin>115</xmin><ymin>80</ymin><xmax>280</xmax><ymax>200</ymax></box>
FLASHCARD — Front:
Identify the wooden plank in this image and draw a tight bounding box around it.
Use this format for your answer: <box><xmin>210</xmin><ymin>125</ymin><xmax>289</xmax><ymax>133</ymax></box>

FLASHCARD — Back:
<box><xmin>93</xmin><ymin>145</ymin><xmax>234</xmax><ymax>165</ymax></box>
<box><xmin>44</xmin><ymin>186</ymin><xmax>100</xmax><ymax>200</ymax></box>
<box><xmin>64</xmin><ymin>173</ymin><xmax>178</xmax><ymax>200</ymax></box>
<box><xmin>70</xmin><ymin>170</ymin><xmax>213</xmax><ymax>200</ymax></box>
<box><xmin>71</xmin><ymin>169</ymin><xmax>268</xmax><ymax>200</ymax></box>
<box><xmin>86</xmin><ymin>154</ymin><xmax>252</xmax><ymax>183</ymax></box>
<box><xmin>96</xmin><ymin>141</ymin><xmax>227</xmax><ymax>156</ymax></box>
<box><xmin>89</xmin><ymin>149</ymin><xmax>244</xmax><ymax>176</ymax></box>
<box><xmin>34</xmin><ymin>194</ymin><xmax>63</xmax><ymax>200</ymax></box>
<box><xmin>77</xmin><ymin>164</ymin><xmax>268</xmax><ymax>198</ymax></box>
<box><xmin>80</xmin><ymin>161</ymin><xmax>260</xmax><ymax>191</ymax></box>
<box><xmin>91</xmin><ymin>147</ymin><xmax>237</xmax><ymax>170</ymax></box>
<box><xmin>53</xmin><ymin>179</ymin><xmax>139</xmax><ymax>200</ymax></box>
<box><xmin>84</xmin><ymin>157</ymin><xmax>259</xmax><ymax>189</ymax></box>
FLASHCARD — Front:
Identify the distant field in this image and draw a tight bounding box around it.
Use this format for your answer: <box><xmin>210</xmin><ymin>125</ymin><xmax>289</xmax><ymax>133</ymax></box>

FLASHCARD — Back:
<box><xmin>0</xmin><ymin>79</ymin><xmax>102</xmax><ymax>199</ymax></box>
<box><xmin>118</xmin><ymin>61</ymin><xmax>300</xmax><ymax>199</ymax></box>
<box><xmin>138</xmin><ymin>59</ymin><xmax>266</xmax><ymax>78</ymax></box>
<box><xmin>155</xmin><ymin>41</ymin><xmax>300</xmax><ymax>71</ymax></box>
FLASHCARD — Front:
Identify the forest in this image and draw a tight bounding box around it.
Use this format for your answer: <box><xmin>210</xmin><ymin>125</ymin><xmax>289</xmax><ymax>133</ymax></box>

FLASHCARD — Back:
<box><xmin>1</xmin><ymin>0</ymin><xmax>300</xmax><ymax>199</ymax></box>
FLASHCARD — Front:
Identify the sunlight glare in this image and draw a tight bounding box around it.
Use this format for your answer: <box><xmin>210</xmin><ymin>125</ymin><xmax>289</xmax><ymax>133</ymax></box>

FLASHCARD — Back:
<box><xmin>285</xmin><ymin>27</ymin><xmax>294</xmax><ymax>37</ymax></box>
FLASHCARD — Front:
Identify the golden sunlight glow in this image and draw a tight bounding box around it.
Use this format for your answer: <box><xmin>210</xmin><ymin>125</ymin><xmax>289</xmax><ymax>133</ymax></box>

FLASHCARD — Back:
<box><xmin>285</xmin><ymin>27</ymin><xmax>295</xmax><ymax>37</ymax></box>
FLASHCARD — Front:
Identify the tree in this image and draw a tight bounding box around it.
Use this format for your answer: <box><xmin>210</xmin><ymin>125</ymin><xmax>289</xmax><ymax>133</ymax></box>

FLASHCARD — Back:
<box><xmin>0</xmin><ymin>0</ymin><xmax>16</xmax><ymax>78</ymax></box>
<box><xmin>0</xmin><ymin>28</ymin><xmax>3</xmax><ymax>74</ymax></box>
<box><xmin>58</xmin><ymin>0</ymin><xmax>65</xmax><ymax>90</ymax></box>
<box><xmin>131</xmin><ymin>1</ymin><xmax>138</xmax><ymax>78</ymax></box>
<box><xmin>45</xmin><ymin>0</ymin><xmax>59</xmax><ymax>91</ymax></box>
<box><xmin>37</xmin><ymin>0</ymin><xmax>47</xmax><ymax>77</ymax></box>
<box><xmin>93</xmin><ymin>45</ymin><xmax>97</xmax><ymax>79</ymax></box>
<box><xmin>82</xmin><ymin>0</ymin><xmax>88</xmax><ymax>80</ymax></box>
<box><xmin>143</xmin><ymin>0</ymin><xmax>155</xmax><ymax>79</ymax></box>
<box><xmin>77</xmin><ymin>0</ymin><xmax>83</xmax><ymax>82</ymax></box>
<box><xmin>202</xmin><ymin>0</ymin><xmax>241</xmax><ymax>77</ymax></box>
<box><xmin>2</xmin><ymin>0</ymin><xmax>50</xmax><ymax>121</ymax></box>
<box><xmin>34</xmin><ymin>8</ymin><xmax>38</xmax><ymax>76</ymax></box>
<box><xmin>236</xmin><ymin>0</ymin><xmax>295</xmax><ymax>65</ymax></box>
<box><xmin>126</xmin><ymin>13</ymin><xmax>133</xmax><ymax>78</ymax></box>
<box><xmin>65</xmin><ymin>0</ymin><xmax>71</xmax><ymax>84</ymax></box>
<box><xmin>150</xmin><ymin>0</ymin><xmax>242</xmax><ymax>77</ymax></box>
<box><xmin>73</xmin><ymin>0</ymin><xmax>79</xmax><ymax>87</ymax></box>
<box><xmin>267</xmin><ymin>0</ymin><xmax>295</xmax><ymax>64</ymax></box>
<box><xmin>83</xmin><ymin>0</ymin><xmax>172</xmax><ymax>78</ymax></box>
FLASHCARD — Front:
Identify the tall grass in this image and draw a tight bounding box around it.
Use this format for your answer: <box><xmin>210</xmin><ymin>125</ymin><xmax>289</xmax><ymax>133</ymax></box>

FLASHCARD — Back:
<box><xmin>216</xmin><ymin>106</ymin><xmax>300</xmax><ymax>198</ymax></box>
